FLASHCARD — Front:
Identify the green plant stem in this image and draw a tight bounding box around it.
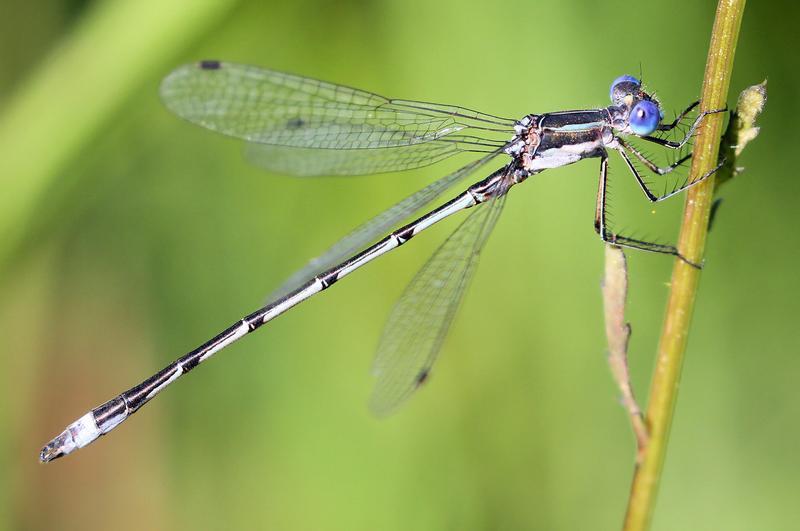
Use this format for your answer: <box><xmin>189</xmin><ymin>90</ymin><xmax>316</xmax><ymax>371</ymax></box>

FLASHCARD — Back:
<box><xmin>622</xmin><ymin>1</ymin><xmax>746</xmax><ymax>530</ymax></box>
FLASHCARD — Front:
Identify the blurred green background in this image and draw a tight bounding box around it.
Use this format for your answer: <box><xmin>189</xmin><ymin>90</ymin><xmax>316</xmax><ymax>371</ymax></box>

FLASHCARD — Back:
<box><xmin>1</xmin><ymin>1</ymin><xmax>796</xmax><ymax>530</ymax></box>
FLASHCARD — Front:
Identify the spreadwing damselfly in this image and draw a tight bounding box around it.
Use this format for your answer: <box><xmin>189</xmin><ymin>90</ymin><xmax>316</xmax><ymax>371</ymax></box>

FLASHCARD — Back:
<box><xmin>40</xmin><ymin>61</ymin><xmax>723</xmax><ymax>462</ymax></box>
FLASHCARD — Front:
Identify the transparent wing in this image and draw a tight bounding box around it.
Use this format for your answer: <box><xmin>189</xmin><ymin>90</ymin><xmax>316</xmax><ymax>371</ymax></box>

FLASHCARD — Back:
<box><xmin>160</xmin><ymin>61</ymin><xmax>515</xmax><ymax>153</ymax></box>
<box><xmin>269</xmin><ymin>150</ymin><xmax>505</xmax><ymax>299</ymax></box>
<box><xmin>244</xmin><ymin>136</ymin><xmax>503</xmax><ymax>177</ymax></box>
<box><xmin>369</xmin><ymin>191</ymin><xmax>508</xmax><ymax>416</ymax></box>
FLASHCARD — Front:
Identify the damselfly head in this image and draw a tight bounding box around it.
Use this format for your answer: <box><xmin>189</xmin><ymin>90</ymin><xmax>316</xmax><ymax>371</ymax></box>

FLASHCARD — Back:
<box><xmin>609</xmin><ymin>75</ymin><xmax>663</xmax><ymax>136</ymax></box>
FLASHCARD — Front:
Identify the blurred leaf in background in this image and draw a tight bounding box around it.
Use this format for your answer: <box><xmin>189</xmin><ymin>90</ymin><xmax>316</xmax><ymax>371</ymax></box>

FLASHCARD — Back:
<box><xmin>1</xmin><ymin>1</ymin><xmax>798</xmax><ymax>530</ymax></box>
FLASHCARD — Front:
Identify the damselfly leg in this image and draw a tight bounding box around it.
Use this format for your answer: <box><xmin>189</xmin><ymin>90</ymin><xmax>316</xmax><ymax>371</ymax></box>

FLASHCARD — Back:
<box><xmin>594</xmin><ymin>153</ymin><xmax>692</xmax><ymax>260</ymax></box>
<box><xmin>657</xmin><ymin>100</ymin><xmax>700</xmax><ymax>131</ymax></box>
<box><xmin>615</xmin><ymin>137</ymin><xmax>724</xmax><ymax>203</ymax></box>
<box><xmin>644</xmin><ymin>106</ymin><xmax>727</xmax><ymax>148</ymax></box>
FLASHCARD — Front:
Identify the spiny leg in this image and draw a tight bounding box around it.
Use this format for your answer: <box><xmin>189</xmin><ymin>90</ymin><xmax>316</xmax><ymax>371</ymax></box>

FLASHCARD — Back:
<box><xmin>643</xmin><ymin>107</ymin><xmax>727</xmax><ymax>149</ymax></box>
<box><xmin>657</xmin><ymin>100</ymin><xmax>699</xmax><ymax>132</ymax></box>
<box><xmin>616</xmin><ymin>138</ymin><xmax>690</xmax><ymax>176</ymax></box>
<box><xmin>593</xmin><ymin>153</ymin><xmax>700</xmax><ymax>267</ymax></box>
<box><xmin>614</xmin><ymin>138</ymin><xmax>723</xmax><ymax>203</ymax></box>
<box><xmin>615</xmin><ymin>138</ymin><xmax>689</xmax><ymax>201</ymax></box>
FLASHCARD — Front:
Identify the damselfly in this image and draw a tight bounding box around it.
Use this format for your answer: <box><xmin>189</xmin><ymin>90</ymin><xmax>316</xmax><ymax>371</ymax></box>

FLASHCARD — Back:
<box><xmin>40</xmin><ymin>61</ymin><xmax>723</xmax><ymax>462</ymax></box>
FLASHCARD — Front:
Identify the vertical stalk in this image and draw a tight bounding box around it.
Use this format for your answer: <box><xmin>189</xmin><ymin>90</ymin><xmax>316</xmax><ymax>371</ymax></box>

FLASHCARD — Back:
<box><xmin>622</xmin><ymin>1</ymin><xmax>746</xmax><ymax>530</ymax></box>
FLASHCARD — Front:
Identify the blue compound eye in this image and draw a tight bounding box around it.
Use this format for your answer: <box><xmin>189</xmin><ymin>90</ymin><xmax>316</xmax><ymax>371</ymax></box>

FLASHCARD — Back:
<box><xmin>629</xmin><ymin>100</ymin><xmax>660</xmax><ymax>135</ymax></box>
<box><xmin>609</xmin><ymin>75</ymin><xmax>641</xmax><ymax>101</ymax></box>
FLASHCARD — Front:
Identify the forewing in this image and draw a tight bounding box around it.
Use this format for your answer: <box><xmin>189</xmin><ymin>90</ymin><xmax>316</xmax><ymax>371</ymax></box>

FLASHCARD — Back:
<box><xmin>160</xmin><ymin>61</ymin><xmax>515</xmax><ymax>151</ymax></box>
<box><xmin>369</xmin><ymin>192</ymin><xmax>508</xmax><ymax>416</ymax></box>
